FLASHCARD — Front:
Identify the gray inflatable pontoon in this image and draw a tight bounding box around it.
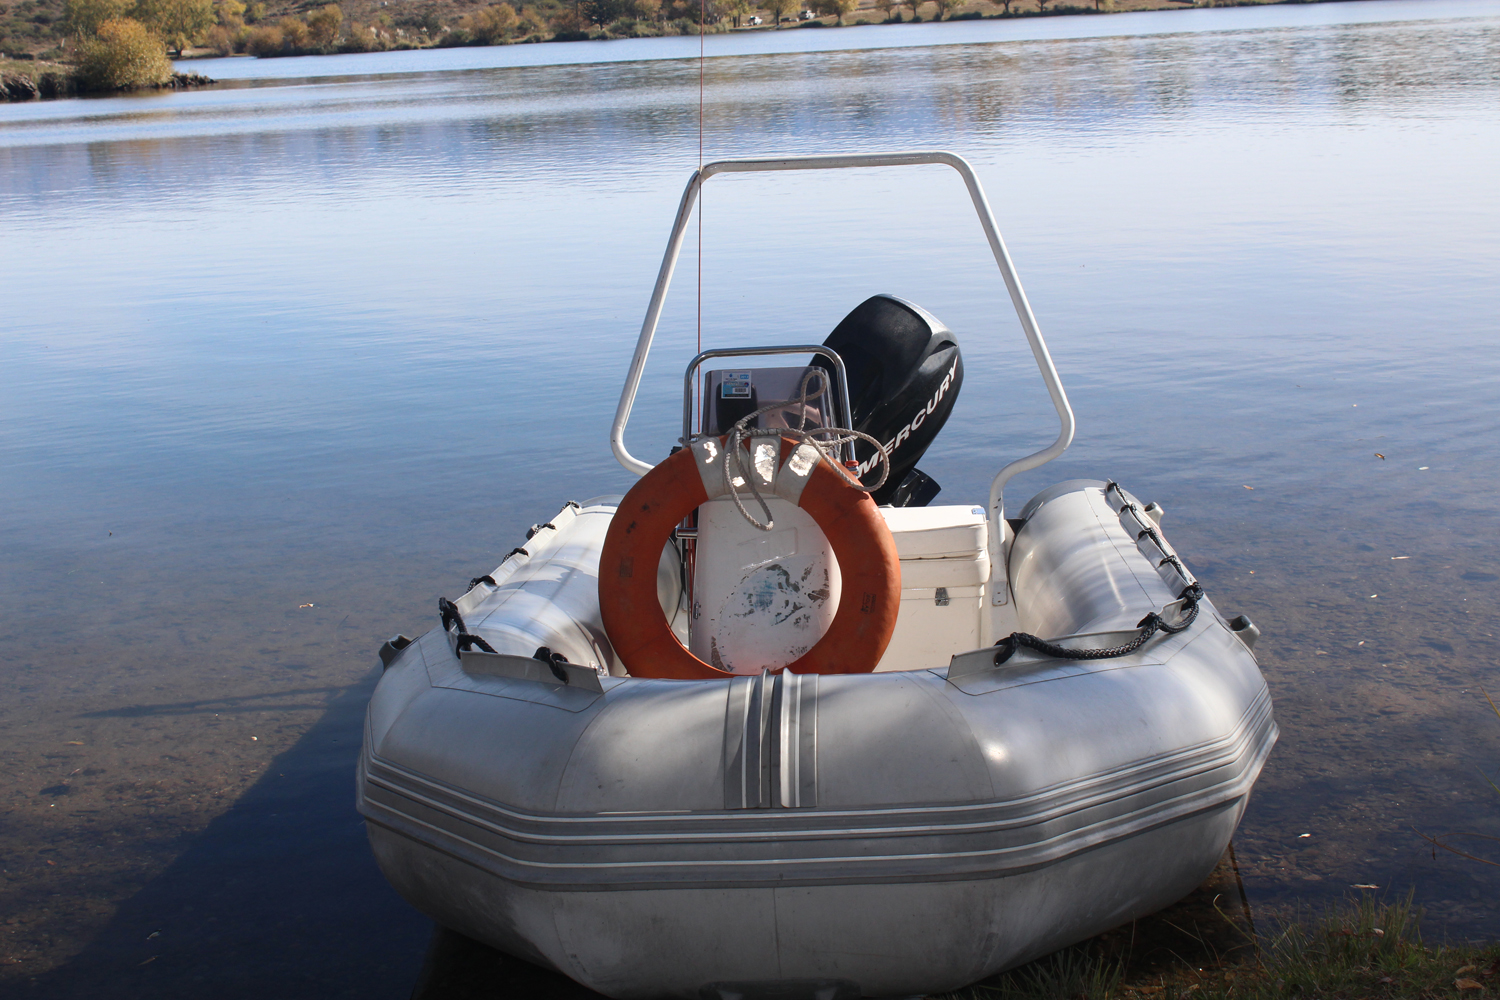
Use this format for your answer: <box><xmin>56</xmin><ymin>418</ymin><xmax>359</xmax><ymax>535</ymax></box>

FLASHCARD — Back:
<box><xmin>360</xmin><ymin>153</ymin><xmax>1275</xmax><ymax>1000</ymax></box>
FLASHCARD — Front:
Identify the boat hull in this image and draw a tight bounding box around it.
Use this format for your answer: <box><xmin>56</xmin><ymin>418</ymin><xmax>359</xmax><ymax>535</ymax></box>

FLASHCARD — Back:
<box><xmin>358</xmin><ymin>483</ymin><xmax>1275</xmax><ymax>998</ymax></box>
<box><xmin>366</xmin><ymin>799</ymin><xmax>1245</xmax><ymax>998</ymax></box>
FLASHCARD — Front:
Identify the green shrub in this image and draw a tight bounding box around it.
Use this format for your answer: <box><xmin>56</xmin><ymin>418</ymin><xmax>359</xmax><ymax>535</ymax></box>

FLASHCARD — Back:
<box><xmin>75</xmin><ymin>16</ymin><xmax>171</xmax><ymax>90</ymax></box>
<box><xmin>277</xmin><ymin>15</ymin><xmax>308</xmax><ymax>47</ymax></box>
<box><xmin>306</xmin><ymin>3</ymin><xmax>340</xmax><ymax>46</ymax></box>
<box><xmin>339</xmin><ymin>22</ymin><xmax>389</xmax><ymax>50</ymax></box>
<box><xmin>132</xmin><ymin>0</ymin><xmax>214</xmax><ymax>55</ymax></box>
<box><xmin>244</xmin><ymin>20</ymin><xmax>281</xmax><ymax>52</ymax></box>
<box><xmin>62</xmin><ymin>0</ymin><xmax>132</xmax><ymax>39</ymax></box>
<box><xmin>606</xmin><ymin>15</ymin><xmax>661</xmax><ymax>36</ymax></box>
<box><xmin>461</xmin><ymin>5</ymin><xmax>517</xmax><ymax>43</ymax></box>
<box><xmin>37</xmin><ymin>69</ymin><xmax>74</xmax><ymax>96</ymax></box>
<box><xmin>201</xmin><ymin>22</ymin><xmax>232</xmax><ymax>52</ymax></box>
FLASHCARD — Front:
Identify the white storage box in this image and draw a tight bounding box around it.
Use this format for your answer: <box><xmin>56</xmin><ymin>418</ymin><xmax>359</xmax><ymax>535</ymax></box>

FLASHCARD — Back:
<box><xmin>875</xmin><ymin>505</ymin><xmax>991</xmax><ymax>672</ymax></box>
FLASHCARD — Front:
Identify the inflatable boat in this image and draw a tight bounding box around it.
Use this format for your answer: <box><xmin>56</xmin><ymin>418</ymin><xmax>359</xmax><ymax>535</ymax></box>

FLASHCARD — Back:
<box><xmin>359</xmin><ymin>152</ymin><xmax>1276</xmax><ymax>999</ymax></box>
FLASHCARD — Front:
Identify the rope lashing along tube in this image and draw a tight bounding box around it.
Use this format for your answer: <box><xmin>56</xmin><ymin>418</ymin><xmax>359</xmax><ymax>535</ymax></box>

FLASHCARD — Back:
<box><xmin>439</xmin><ymin>599</ymin><xmax>575</xmax><ymax>684</ymax></box>
<box><xmin>467</xmin><ymin>574</ymin><xmax>496</xmax><ymax>592</ymax></box>
<box><xmin>992</xmin><ymin>583</ymin><xmax>1205</xmax><ymax>666</ymax></box>
<box><xmin>1136</xmin><ymin>524</ymin><xmax>1166</xmax><ymax>548</ymax></box>
<box><xmin>437</xmin><ymin>597</ymin><xmax>497</xmax><ymax>656</ymax></box>
<box><xmin>532</xmin><ymin>646</ymin><xmax>572</xmax><ymax>684</ymax></box>
<box><xmin>718</xmin><ymin>368</ymin><xmax>891</xmax><ymax>531</ymax></box>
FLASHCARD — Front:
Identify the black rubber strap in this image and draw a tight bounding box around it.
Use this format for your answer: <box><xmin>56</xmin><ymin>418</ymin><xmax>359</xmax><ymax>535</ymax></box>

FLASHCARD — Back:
<box><xmin>994</xmin><ymin>584</ymin><xmax>1203</xmax><ymax>666</ymax></box>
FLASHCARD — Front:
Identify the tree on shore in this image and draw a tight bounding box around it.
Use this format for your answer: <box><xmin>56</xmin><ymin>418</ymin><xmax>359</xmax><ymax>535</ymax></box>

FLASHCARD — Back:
<box><xmin>75</xmin><ymin>16</ymin><xmax>172</xmax><ymax>87</ymax></box>
<box><xmin>874</xmin><ymin>0</ymin><xmax>896</xmax><ymax>19</ymax></box>
<box><xmin>134</xmin><ymin>0</ymin><xmax>214</xmax><ymax>53</ymax></box>
<box><xmin>814</xmin><ymin>0</ymin><xmax>854</xmax><ymax>23</ymax></box>
<box><xmin>215</xmin><ymin>0</ymin><xmax>246</xmax><ymax>28</ymax></box>
<box><xmin>63</xmin><ymin>0</ymin><xmax>133</xmax><ymax>38</ymax></box>
<box><xmin>245</xmin><ymin>20</ymin><xmax>283</xmax><ymax>52</ymax></box>
<box><xmin>456</xmin><ymin>3</ymin><xmax>517</xmax><ymax>41</ymax></box>
<box><xmin>202</xmin><ymin>0</ymin><xmax>246</xmax><ymax>54</ymax></box>
<box><xmin>932</xmin><ymin>0</ymin><xmax>958</xmax><ymax>18</ymax></box>
<box><xmin>902</xmin><ymin>0</ymin><xmax>920</xmax><ymax>19</ymax></box>
<box><xmin>764</xmin><ymin>0</ymin><xmax>795</xmax><ymax>25</ymax></box>
<box><xmin>278</xmin><ymin>14</ymin><xmax>308</xmax><ymax>46</ymax></box>
<box><xmin>306</xmin><ymin>3</ymin><xmax>341</xmax><ymax>45</ymax></box>
<box><xmin>581</xmin><ymin>0</ymin><xmax>630</xmax><ymax>25</ymax></box>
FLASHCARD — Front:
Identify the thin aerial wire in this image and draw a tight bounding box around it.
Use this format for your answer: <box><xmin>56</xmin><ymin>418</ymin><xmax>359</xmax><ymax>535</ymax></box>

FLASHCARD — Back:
<box><xmin>696</xmin><ymin>0</ymin><xmax>705</xmax><ymax>426</ymax></box>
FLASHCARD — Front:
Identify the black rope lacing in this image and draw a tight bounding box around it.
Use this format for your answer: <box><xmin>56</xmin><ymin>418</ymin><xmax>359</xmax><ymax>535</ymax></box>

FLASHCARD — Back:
<box><xmin>993</xmin><ymin>583</ymin><xmax>1204</xmax><ymax>666</ymax></box>
<box><xmin>438</xmin><ymin>599</ymin><xmax>577</xmax><ymax>684</ymax></box>
<box><xmin>525</xmin><ymin>522</ymin><xmax>555</xmax><ymax>540</ymax></box>
<box><xmin>438</xmin><ymin>597</ymin><xmax>497</xmax><ymax>655</ymax></box>
<box><xmin>532</xmin><ymin>646</ymin><xmax>571</xmax><ymax>684</ymax></box>
<box><xmin>505</xmin><ymin>547</ymin><xmax>528</xmax><ymax>560</ymax></box>
<box><xmin>467</xmin><ymin>574</ymin><xmax>496</xmax><ymax>592</ymax></box>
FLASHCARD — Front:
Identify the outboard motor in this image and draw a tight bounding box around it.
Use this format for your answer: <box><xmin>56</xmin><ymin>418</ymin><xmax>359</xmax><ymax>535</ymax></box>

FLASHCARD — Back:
<box><xmin>817</xmin><ymin>295</ymin><xmax>964</xmax><ymax>507</ymax></box>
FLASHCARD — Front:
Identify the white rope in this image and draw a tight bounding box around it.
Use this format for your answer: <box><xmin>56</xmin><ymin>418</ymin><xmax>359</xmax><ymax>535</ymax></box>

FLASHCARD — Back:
<box><xmin>704</xmin><ymin>368</ymin><xmax>891</xmax><ymax>532</ymax></box>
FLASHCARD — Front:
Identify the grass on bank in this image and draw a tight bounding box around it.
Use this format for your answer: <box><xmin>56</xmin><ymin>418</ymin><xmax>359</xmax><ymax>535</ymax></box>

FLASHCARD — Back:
<box><xmin>0</xmin><ymin>54</ymin><xmax>77</xmax><ymax>96</ymax></box>
<box><xmin>946</xmin><ymin>895</ymin><xmax>1499</xmax><ymax>1000</ymax></box>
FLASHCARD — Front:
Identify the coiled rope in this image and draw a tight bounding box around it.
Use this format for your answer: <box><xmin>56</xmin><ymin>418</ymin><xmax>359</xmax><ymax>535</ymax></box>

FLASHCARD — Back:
<box><xmin>992</xmin><ymin>583</ymin><xmax>1205</xmax><ymax>666</ymax></box>
<box><xmin>712</xmin><ymin>367</ymin><xmax>890</xmax><ymax>531</ymax></box>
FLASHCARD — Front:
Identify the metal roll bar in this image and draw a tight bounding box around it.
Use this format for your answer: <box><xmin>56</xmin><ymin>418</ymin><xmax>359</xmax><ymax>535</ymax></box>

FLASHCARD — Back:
<box><xmin>608</xmin><ymin>151</ymin><xmax>1075</xmax><ymax>593</ymax></box>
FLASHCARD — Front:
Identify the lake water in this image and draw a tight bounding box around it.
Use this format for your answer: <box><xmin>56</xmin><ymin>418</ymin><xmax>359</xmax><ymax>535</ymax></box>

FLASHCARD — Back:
<box><xmin>3</xmin><ymin>1</ymin><xmax>1500</xmax><ymax>995</ymax></box>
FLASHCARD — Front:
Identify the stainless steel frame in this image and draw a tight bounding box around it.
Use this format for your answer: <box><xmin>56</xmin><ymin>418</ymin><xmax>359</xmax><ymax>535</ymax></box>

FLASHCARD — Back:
<box><xmin>608</xmin><ymin>151</ymin><xmax>1075</xmax><ymax>533</ymax></box>
<box><xmin>681</xmin><ymin>345</ymin><xmax>856</xmax><ymax>463</ymax></box>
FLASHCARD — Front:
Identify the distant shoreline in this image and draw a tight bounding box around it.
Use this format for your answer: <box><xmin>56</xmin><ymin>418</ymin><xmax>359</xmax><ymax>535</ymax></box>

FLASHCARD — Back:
<box><xmin>171</xmin><ymin>0</ymin><xmax>1321</xmax><ymax>65</ymax></box>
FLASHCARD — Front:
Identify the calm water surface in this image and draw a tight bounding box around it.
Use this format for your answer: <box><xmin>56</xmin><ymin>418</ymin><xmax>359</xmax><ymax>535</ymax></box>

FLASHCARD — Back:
<box><xmin>3</xmin><ymin>2</ymin><xmax>1500</xmax><ymax>995</ymax></box>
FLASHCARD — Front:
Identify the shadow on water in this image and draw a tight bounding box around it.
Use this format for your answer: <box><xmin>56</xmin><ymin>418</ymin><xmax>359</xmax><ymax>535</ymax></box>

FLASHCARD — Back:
<box><xmin>21</xmin><ymin>657</ymin><xmax>1264</xmax><ymax>1000</ymax></box>
<box><xmin>75</xmin><ymin>686</ymin><xmax>348</xmax><ymax>719</ymax></box>
<box><xmin>24</xmin><ymin>674</ymin><xmax>432</xmax><ymax>1000</ymax></box>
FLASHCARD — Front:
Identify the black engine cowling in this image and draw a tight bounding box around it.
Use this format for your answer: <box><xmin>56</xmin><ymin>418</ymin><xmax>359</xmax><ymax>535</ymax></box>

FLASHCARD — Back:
<box><xmin>817</xmin><ymin>295</ymin><xmax>963</xmax><ymax>507</ymax></box>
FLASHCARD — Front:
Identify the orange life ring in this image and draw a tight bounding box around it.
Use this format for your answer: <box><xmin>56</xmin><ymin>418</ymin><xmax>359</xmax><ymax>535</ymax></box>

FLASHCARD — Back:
<box><xmin>600</xmin><ymin>436</ymin><xmax>900</xmax><ymax>679</ymax></box>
